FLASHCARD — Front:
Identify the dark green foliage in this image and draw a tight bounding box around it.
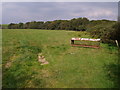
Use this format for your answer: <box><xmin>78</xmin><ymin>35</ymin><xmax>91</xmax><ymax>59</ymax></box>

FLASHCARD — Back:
<box><xmin>18</xmin><ymin>23</ymin><xmax>24</xmax><ymax>29</ymax></box>
<box><xmin>87</xmin><ymin>20</ymin><xmax>117</xmax><ymax>45</ymax></box>
<box><xmin>8</xmin><ymin>23</ymin><xmax>18</xmax><ymax>29</ymax></box>
<box><xmin>109</xmin><ymin>22</ymin><xmax>120</xmax><ymax>45</ymax></box>
<box><xmin>59</xmin><ymin>20</ymin><xmax>71</xmax><ymax>30</ymax></box>
<box><xmin>100</xmin><ymin>22</ymin><xmax>120</xmax><ymax>46</ymax></box>
<box><xmin>76</xmin><ymin>25</ymin><xmax>86</xmax><ymax>31</ymax></box>
<box><xmin>7</xmin><ymin>17</ymin><xmax>89</xmax><ymax>31</ymax></box>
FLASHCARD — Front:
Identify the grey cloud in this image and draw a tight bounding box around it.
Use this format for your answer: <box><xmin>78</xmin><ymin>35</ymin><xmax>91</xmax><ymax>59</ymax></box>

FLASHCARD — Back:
<box><xmin>2</xmin><ymin>2</ymin><xmax>118</xmax><ymax>24</ymax></box>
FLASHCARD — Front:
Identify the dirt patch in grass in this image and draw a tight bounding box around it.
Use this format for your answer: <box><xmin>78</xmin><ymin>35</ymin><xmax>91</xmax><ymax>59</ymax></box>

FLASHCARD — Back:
<box><xmin>38</xmin><ymin>53</ymin><xmax>49</xmax><ymax>65</ymax></box>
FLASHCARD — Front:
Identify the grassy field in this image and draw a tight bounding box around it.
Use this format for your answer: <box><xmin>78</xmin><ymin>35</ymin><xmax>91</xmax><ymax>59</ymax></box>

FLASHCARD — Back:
<box><xmin>1</xmin><ymin>24</ymin><xmax>8</xmax><ymax>29</ymax></box>
<box><xmin>2</xmin><ymin>29</ymin><xmax>118</xmax><ymax>88</ymax></box>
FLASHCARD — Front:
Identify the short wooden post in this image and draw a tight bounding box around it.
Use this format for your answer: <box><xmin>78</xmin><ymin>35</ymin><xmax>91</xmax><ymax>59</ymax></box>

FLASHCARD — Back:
<box><xmin>115</xmin><ymin>40</ymin><xmax>119</xmax><ymax>48</ymax></box>
<box><xmin>71</xmin><ymin>40</ymin><xmax>74</xmax><ymax>44</ymax></box>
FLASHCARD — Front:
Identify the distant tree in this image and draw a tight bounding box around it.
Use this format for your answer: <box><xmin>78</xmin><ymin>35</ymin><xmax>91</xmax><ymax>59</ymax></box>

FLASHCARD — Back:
<box><xmin>76</xmin><ymin>25</ymin><xmax>86</xmax><ymax>31</ymax></box>
<box><xmin>24</xmin><ymin>22</ymin><xmax>30</xmax><ymax>29</ymax></box>
<box><xmin>8</xmin><ymin>23</ymin><xmax>13</xmax><ymax>29</ymax></box>
<box><xmin>59</xmin><ymin>20</ymin><xmax>70</xmax><ymax>30</ymax></box>
<box><xmin>43</xmin><ymin>21</ymin><xmax>52</xmax><ymax>29</ymax></box>
<box><xmin>109</xmin><ymin>22</ymin><xmax>120</xmax><ymax>45</ymax></box>
<box><xmin>69</xmin><ymin>17</ymin><xmax>89</xmax><ymax>31</ymax></box>
<box><xmin>8</xmin><ymin>23</ymin><xmax>18</xmax><ymax>29</ymax></box>
<box><xmin>0</xmin><ymin>24</ymin><xmax>1</xmax><ymax>29</ymax></box>
<box><xmin>89</xmin><ymin>21</ymin><xmax>119</xmax><ymax>45</ymax></box>
<box><xmin>37</xmin><ymin>21</ymin><xmax>44</xmax><ymax>29</ymax></box>
<box><xmin>18</xmin><ymin>23</ymin><xmax>24</xmax><ymax>29</ymax></box>
<box><xmin>81</xmin><ymin>17</ymin><xmax>89</xmax><ymax>25</ymax></box>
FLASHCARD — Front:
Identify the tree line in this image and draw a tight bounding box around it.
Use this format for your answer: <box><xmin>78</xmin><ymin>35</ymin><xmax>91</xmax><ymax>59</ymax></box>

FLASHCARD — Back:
<box><xmin>3</xmin><ymin>17</ymin><xmax>120</xmax><ymax>46</ymax></box>
<box><xmin>8</xmin><ymin>17</ymin><xmax>89</xmax><ymax>31</ymax></box>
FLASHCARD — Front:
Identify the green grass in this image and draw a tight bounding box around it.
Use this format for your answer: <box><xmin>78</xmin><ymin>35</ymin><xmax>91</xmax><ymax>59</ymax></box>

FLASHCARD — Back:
<box><xmin>2</xmin><ymin>29</ymin><xmax>118</xmax><ymax>88</ymax></box>
<box><xmin>1</xmin><ymin>24</ymin><xmax>8</xmax><ymax>29</ymax></box>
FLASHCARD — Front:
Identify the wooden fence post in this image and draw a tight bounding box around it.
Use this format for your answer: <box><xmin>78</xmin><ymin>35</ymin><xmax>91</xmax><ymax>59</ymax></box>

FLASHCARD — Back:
<box><xmin>115</xmin><ymin>40</ymin><xmax>119</xmax><ymax>48</ymax></box>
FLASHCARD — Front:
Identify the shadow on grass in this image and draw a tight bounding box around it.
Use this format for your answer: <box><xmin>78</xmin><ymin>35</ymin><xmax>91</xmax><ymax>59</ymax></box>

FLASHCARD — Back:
<box><xmin>104</xmin><ymin>49</ymin><xmax>120</xmax><ymax>88</ymax></box>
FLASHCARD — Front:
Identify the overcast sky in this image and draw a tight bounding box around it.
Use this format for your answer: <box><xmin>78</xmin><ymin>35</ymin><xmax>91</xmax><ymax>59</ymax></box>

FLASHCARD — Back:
<box><xmin>2</xmin><ymin>2</ymin><xmax>118</xmax><ymax>24</ymax></box>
